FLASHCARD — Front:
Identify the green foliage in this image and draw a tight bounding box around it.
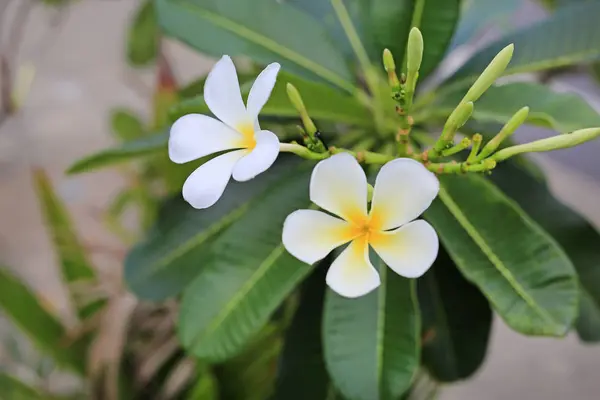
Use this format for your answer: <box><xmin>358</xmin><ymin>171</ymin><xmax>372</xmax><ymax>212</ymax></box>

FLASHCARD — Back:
<box><xmin>451</xmin><ymin>2</ymin><xmax>600</xmax><ymax>82</ymax></box>
<box><xmin>431</xmin><ymin>82</ymin><xmax>600</xmax><ymax>133</ymax></box>
<box><xmin>127</xmin><ymin>0</ymin><xmax>159</xmax><ymax>66</ymax></box>
<box><xmin>111</xmin><ymin>109</ymin><xmax>146</xmax><ymax>141</ymax></box>
<box><xmin>490</xmin><ymin>161</ymin><xmax>600</xmax><ymax>342</ymax></box>
<box><xmin>0</xmin><ymin>373</ymin><xmax>45</xmax><ymax>400</ymax></box>
<box><xmin>0</xmin><ymin>267</ymin><xmax>86</xmax><ymax>373</ymax></box>
<box><xmin>178</xmin><ymin>165</ymin><xmax>313</xmax><ymax>362</ymax></box>
<box><xmin>418</xmin><ymin>249</ymin><xmax>492</xmax><ymax>382</ymax></box>
<box><xmin>426</xmin><ymin>175</ymin><xmax>579</xmax><ymax>337</ymax></box>
<box><xmin>323</xmin><ymin>253</ymin><xmax>420</xmax><ymax>400</ymax></box>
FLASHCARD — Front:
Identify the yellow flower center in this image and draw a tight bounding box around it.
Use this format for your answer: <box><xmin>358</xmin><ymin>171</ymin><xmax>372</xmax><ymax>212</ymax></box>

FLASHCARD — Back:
<box><xmin>237</xmin><ymin>123</ymin><xmax>257</xmax><ymax>150</ymax></box>
<box><xmin>344</xmin><ymin>211</ymin><xmax>384</xmax><ymax>243</ymax></box>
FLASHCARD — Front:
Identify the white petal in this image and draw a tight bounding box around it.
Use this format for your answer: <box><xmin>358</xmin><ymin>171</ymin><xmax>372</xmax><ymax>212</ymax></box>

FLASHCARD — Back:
<box><xmin>310</xmin><ymin>153</ymin><xmax>368</xmax><ymax>223</ymax></box>
<box><xmin>246</xmin><ymin>63</ymin><xmax>281</xmax><ymax>121</ymax></box>
<box><xmin>204</xmin><ymin>55</ymin><xmax>250</xmax><ymax>129</ymax></box>
<box><xmin>232</xmin><ymin>130</ymin><xmax>280</xmax><ymax>182</ymax></box>
<box><xmin>182</xmin><ymin>150</ymin><xmax>245</xmax><ymax>209</ymax></box>
<box><xmin>169</xmin><ymin>114</ymin><xmax>243</xmax><ymax>164</ymax></box>
<box><xmin>370</xmin><ymin>158</ymin><xmax>439</xmax><ymax>230</ymax></box>
<box><xmin>282</xmin><ymin>209</ymin><xmax>354</xmax><ymax>265</ymax></box>
<box><xmin>326</xmin><ymin>237</ymin><xmax>380</xmax><ymax>298</ymax></box>
<box><xmin>370</xmin><ymin>220</ymin><xmax>439</xmax><ymax>278</ymax></box>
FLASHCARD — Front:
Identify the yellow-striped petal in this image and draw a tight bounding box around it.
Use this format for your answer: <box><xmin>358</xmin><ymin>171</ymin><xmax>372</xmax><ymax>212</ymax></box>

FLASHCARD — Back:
<box><xmin>282</xmin><ymin>209</ymin><xmax>353</xmax><ymax>265</ymax></box>
<box><xmin>370</xmin><ymin>158</ymin><xmax>439</xmax><ymax>230</ymax></box>
<box><xmin>326</xmin><ymin>236</ymin><xmax>380</xmax><ymax>298</ymax></box>
<box><xmin>370</xmin><ymin>220</ymin><xmax>438</xmax><ymax>278</ymax></box>
<box><xmin>309</xmin><ymin>153</ymin><xmax>368</xmax><ymax>224</ymax></box>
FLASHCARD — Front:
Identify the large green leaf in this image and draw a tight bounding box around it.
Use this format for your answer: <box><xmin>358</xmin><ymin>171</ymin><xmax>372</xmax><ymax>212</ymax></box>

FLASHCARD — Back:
<box><xmin>451</xmin><ymin>2</ymin><xmax>600</xmax><ymax>82</ymax></box>
<box><xmin>490</xmin><ymin>161</ymin><xmax>600</xmax><ymax>342</ymax></box>
<box><xmin>110</xmin><ymin>109</ymin><xmax>145</xmax><ymax>142</ymax></box>
<box><xmin>32</xmin><ymin>169</ymin><xmax>96</xmax><ymax>284</ymax></box>
<box><xmin>0</xmin><ymin>267</ymin><xmax>86</xmax><ymax>373</ymax></box>
<box><xmin>127</xmin><ymin>0</ymin><xmax>159</xmax><ymax>66</ymax></box>
<box><xmin>66</xmin><ymin>132</ymin><xmax>167</xmax><ymax>174</ymax></box>
<box><xmin>418</xmin><ymin>249</ymin><xmax>492</xmax><ymax>382</ymax></box>
<box><xmin>155</xmin><ymin>0</ymin><xmax>354</xmax><ymax>92</ymax></box>
<box><xmin>170</xmin><ymin>71</ymin><xmax>372</xmax><ymax>127</ymax></box>
<box><xmin>431</xmin><ymin>82</ymin><xmax>600</xmax><ymax>133</ymax></box>
<box><xmin>0</xmin><ymin>373</ymin><xmax>45</xmax><ymax>400</ymax></box>
<box><xmin>273</xmin><ymin>265</ymin><xmax>331</xmax><ymax>400</ymax></box>
<box><xmin>425</xmin><ymin>175</ymin><xmax>578</xmax><ymax>337</ymax></box>
<box><xmin>125</xmin><ymin>156</ymin><xmax>302</xmax><ymax>301</ymax></box>
<box><xmin>288</xmin><ymin>0</ymin><xmax>459</xmax><ymax>80</ymax></box>
<box><xmin>323</xmin><ymin>254</ymin><xmax>420</xmax><ymax>400</ymax></box>
<box><xmin>177</xmin><ymin>165</ymin><xmax>313</xmax><ymax>362</ymax></box>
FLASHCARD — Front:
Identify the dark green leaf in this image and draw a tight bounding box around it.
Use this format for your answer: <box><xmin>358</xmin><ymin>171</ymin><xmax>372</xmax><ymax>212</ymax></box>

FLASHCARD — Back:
<box><xmin>186</xmin><ymin>366</ymin><xmax>219</xmax><ymax>400</ymax></box>
<box><xmin>432</xmin><ymin>82</ymin><xmax>600</xmax><ymax>133</ymax></box>
<box><xmin>451</xmin><ymin>2</ymin><xmax>600</xmax><ymax>82</ymax></box>
<box><xmin>177</xmin><ymin>165</ymin><xmax>313</xmax><ymax>362</ymax></box>
<box><xmin>215</xmin><ymin>324</ymin><xmax>282</xmax><ymax>400</ymax></box>
<box><xmin>66</xmin><ymin>132</ymin><xmax>167</xmax><ymax>174</ymax></box>
<box><xmin>418</xmin><ymin>249</ymin><xmax>492</xmax><ymax>382</ymax></box>
<box><xmin>110</xmin><ymin>109</ymin><xmax>145</xmax><ymax>142</ymax></box>
<box><xmin>125</xmin><ymin>156</ymin><xmax>302</xmax><ymax>301</ymax></box>
<box><xmin>323</xmin><ymin>254</ymin><xmax>420</xmax><ymax>400</ymax></box>
<box><xmin>490</xmin><ymin>161</ymin><xmax>600</xmax><ymax>342</ymax></box>
<box><xmin>155</xmin><ymin>0</ymin><xmax>354</xmax><ymax>92</ymax></box>
<box><xmin>273</xmin><ymin>264</ymin><xmax>331</xmax><ymax>400</ymax></box>
<box><xmin>127</xmin><ymin>0</ymin><xmax>159</xmax><ymax>66</ymax></box>
<box><xmin>169</xmin><ymin>71</ymin><xmax>372</xmax><ymax>127</ymax></box>
<box><xmin>0</xmin><ymin>267</ymin><xmax>86</xmax><ymax>373</ymax></box>
<box><xmin>426</xmin><ymin>174</ymin><xmax>578</xmax><ymax>337</ymax></box>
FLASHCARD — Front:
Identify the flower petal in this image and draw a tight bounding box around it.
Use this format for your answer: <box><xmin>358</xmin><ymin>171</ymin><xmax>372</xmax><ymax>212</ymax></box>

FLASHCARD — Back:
<box><xmin>370</xmin><ymin>158</ymin><xmax>439</xmax><ymax>230</ymax></box>
<box><xmin>204</xmin><ymin>55</ymin><xmax>250</xmax><ymax>129</ymax></box>
<box><xmin>182</xmin><ymin>150</ymin><xmax>245</xmax><ymax>209</ymax></box>
<box><xmin>370</xmin><ymin>220</ymin><xmax>439</xmax><ymax>278</ymax></box>
<box><xmin>282</xmin><ymin>209</ymin><xmax>354</xmax><ymax>265</ymax></box>
<box><xmin>326</xmin><ymin>236</ymin><xmax>380</xmax><ymax>298</ymax></box>
<box><xmin>169</xmin><ymin>114</ymin><xmax>243</xmax><ymax>164</ymax></box>
<box><xmin>246</xmin><ymin>62</ymin><xmax>281</xmax><ymax>121</ymax></box>
<box><xmin>310</xmin><ymin>153</ymin><xmax>368</xmax><ymax>223</ymax></box>
<box><xmin>232</xmin><ymin>130</ymin><xmax>280</xmax><ymax>182</ymax></box>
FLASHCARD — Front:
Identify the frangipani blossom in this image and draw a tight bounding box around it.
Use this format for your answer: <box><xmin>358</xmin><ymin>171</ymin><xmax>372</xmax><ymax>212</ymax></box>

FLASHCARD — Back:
<box><xmin>169</xmin><ymin>55</ymin><xmax>281</xmax><ymax>209</ymax></box>
<box><xmin>282</xmin><ymin>153</ymin><xmax>440</xmax><ymax>298</ymax></box>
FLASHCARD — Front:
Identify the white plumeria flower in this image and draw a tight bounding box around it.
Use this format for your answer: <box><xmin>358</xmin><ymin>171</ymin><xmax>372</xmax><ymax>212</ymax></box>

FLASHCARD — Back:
<box><xmin>169</xmin><ymin>55</ymin><xmax>281</xmax><ymax>209</ymax></box>
<box><xmin>282</xmin><ymin>153</ymin><xmax>440</xmax><ymax>298</ymax></box>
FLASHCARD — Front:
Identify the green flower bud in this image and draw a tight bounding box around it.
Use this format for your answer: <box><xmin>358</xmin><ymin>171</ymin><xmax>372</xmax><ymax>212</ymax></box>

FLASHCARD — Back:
<box><xmin>477</xmin><ymin>106</ymin><xmax>529</xmax><ymax>160</ymax></box>
<box><xmin>463</xmin><ymin>44</ymin><xmax>514</xmax><ymax>103</ymax></box>
<box><xmin>286</xmin><ymin>83</ymin><xmax>317</xmax><ymax>136</ymax></box>
<box><xmin>407</xmin><ymin>27</ymin><xmax>424</xmax><ymax>76</ymax></box>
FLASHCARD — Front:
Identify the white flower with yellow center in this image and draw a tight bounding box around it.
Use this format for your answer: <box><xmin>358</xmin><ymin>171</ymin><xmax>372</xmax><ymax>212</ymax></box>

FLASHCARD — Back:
<box><xmin>282</xmin><ymin>153</ymin><xmax>440</xmax><ymax>298</ymax></box>
<box><xmin>169</xmin><ymin>55</ymin><xmax>281</xmax><ymax>209</ymax></box>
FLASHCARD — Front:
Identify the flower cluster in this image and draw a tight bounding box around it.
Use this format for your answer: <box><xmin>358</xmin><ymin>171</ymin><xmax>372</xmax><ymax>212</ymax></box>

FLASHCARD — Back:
<box><xmin>169</xmin><ymin>55</ymin><xmax>441</xmax><ymax>298</ymax></box>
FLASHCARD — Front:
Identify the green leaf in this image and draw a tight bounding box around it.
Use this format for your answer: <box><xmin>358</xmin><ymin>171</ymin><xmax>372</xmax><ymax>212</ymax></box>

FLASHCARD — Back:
<box><xmin>125</xmin><ymin>156</ymin><xmax>302</xmax><ymax>301</ymax></box>
<box><xmin>410</xmin><ymin>0</ymin><xmax>461</xmax><ymax>78</ymax></box>
<box><xmin>127</xmin><ymin>0</ymin><xmax>159</xmax><ymax>66</ymax></box>
<box><xmin>32</xmin><ymin>169</ymin><xmax>96</xmax><ymax>284</ymax></box>
<box><xmin>169</xmin><ymin>71</ymin><xmax>372</xmax><ymax>127</ymax></box>
<box><xmin>214</xmin><ymin>324</ymin><xmax>282</xmax><ymax>400</ymax></box>
<box><xmin>323</xmin><ymin>254</ymin><xmax>420</xmax><ymax>400</ymax></box>
<box><xmin>187</xmin><ymin>367</ymin><xmax>219</xmax><ymax>400</ymax></box>
<box><xmin>155</xmin><ymin>0</ymin><xmax>354</xmax><ymax>92</ymax></box>
<box><xmin>450</xmin><ymin>2</ymin><xmax>600</xmax><ymax>82</ymax></box>
<box><xmin>110</xmin><ymin>109</ymin><xmax>145</xmax><ymax>142</ymax></box>
<box><xmin>490</xmin><ymin>161</ymin><xmax>600</xmax><ymax>342</ymax></box>
<box><xmin>0</xmin><ymin>373</ymin><xmax>44</xmax><ymax>400</ymax></box>
<box><xmin>432</xmin><ymin>82</ymin><xmax>600</xmax><ymax>133</ymax></box>
<box><xmin>418</xmin><ymin>249</ymin><xmax>492</xmax><ymax>382</ymax></box>
<box><xmin>177</xmin><ymin>165</ymin><xmax>313</xmax><ymax>362</ymax></box>
<box><xmin>289</xmin><ymin>0</ymin><xmax>459</xmax><ymax>80</ymax></box>
<box><xmin>425</xmin><ymin>175</ymin><xmax>578</xmax><ymax>337</ymax></box>
<box><xmin>273</xmin><ymin>265</ymin><xmax>331</xmax><ymax>400</ymax></box>
<box><xmin>66</xmin><ymin>132</ymin><xmax>167</xmax><ymax>174</ymax></box>
<box><xmin>0</xmin><ymin>267</ymin><xmax>86</xmax><ymax>373</ymax></box>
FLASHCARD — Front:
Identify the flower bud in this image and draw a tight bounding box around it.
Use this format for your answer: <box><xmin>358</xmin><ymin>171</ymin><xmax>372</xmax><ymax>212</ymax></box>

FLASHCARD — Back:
<box><xmin>463</xmin><ymin>44</ymin><xmax>514</xmax><ymax>103</ymax></box>
<box><xmin>287</xmin><ymin>83</ymin><xmax>317</xmax><ymax>136</ymax></box>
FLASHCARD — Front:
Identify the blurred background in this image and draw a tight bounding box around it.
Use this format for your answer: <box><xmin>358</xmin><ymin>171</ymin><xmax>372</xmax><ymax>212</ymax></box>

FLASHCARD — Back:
<box><xmin>1</xmin><ymin>0</ymin><xmax>600</xmax><ymax>399</ymax></box>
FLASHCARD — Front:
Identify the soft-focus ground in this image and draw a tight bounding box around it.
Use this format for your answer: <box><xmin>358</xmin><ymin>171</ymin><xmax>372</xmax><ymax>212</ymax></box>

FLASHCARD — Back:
<box><xmin>0</xmin><ymin>1</ymin><xmax>599</xmax><ymax>399</ymax></box>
